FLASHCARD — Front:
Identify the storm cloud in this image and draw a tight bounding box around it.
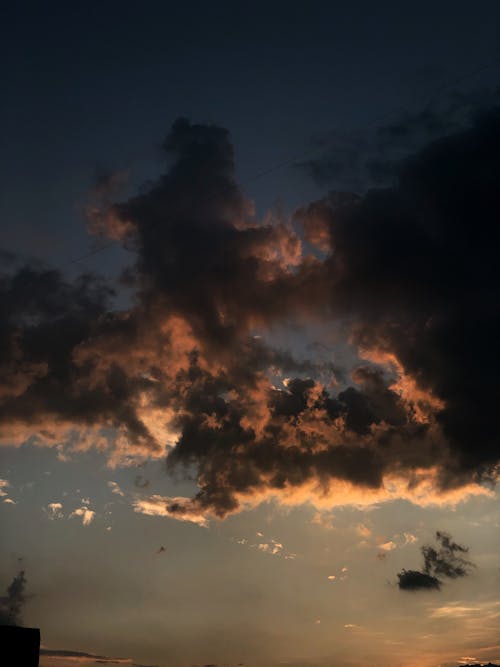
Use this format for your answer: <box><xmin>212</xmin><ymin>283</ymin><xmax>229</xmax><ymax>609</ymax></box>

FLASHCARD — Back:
<box><xmin>1</xmin><ymin>106</ymin><xmax>500</xmax><ymax>519</ymax></box>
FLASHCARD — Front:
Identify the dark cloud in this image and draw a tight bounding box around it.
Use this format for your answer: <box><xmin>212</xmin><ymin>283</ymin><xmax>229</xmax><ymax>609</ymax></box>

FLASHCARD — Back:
<box><xmin>2</xmin><ymin>107</ymin><xmax>500</xmax><ymax>518</ymax></box>
<box><xmin>0</xmin><ymin>263</ymin><xmax>160</xmax><ymax>460</ymax></box>
<box><xmin>0</xmin><ymin>570</ymin><xmax>28</xmax><ymax>626</ymax></box>
<box><xmin>299</xmin><ymin>86</ymin><xmax>500</xmax><ymax>191</ymax></box>
<box><xmin>397</xmin><ymin>532</ymin><xmax>474</xmax><ymax>591</ymax></box>
<box><xmin>297</xmin><ymin>106</ymin><xmax>500</xmax><ymax>486</ymax></box>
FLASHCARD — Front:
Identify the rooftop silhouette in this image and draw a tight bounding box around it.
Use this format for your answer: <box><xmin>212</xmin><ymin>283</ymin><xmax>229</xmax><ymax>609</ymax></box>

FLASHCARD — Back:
<box><xmin>0</xmin><ymin>625</ymin><xmax>40</xmax><ymax>666</ymax></box>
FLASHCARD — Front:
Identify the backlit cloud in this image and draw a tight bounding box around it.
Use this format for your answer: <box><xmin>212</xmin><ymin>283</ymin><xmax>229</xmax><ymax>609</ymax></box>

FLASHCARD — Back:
<box><xmin>1</xmin><ymin>109</ymin><xmax>500</xmax><ymax>520</ymax></box>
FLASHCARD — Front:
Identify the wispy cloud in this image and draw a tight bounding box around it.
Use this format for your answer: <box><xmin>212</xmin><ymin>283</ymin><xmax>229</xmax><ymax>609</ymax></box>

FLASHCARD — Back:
<box><xmin>107</xmin><ymin>481</ymin><xmax>125</xmax><ymax>497</ymax></box>
<box><xmin>132</xmin><ymin>495</ymin><xmax>208</xmax><ymax>527</ymax></box>
<box><xmin>40</xmin><ymin>647</ymin><xmax>158</xmax><ymax>666</ymax></box>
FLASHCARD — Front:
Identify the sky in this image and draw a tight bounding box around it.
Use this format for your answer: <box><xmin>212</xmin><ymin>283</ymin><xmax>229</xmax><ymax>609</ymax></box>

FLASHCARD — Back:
<box><xmin>1</xmin><ymin>2</ymin><xmax>500</xmax><ymax>667</ymax></box>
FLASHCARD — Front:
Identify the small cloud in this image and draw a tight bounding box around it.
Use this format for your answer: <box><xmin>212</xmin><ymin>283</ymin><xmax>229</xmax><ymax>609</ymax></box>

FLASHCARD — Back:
<box><xmin>0</xmin><ymin>479</ymin><xmax>15</xmax><ymax>504</ymax></box>
<box><xmin>70</xmin><ymin>506</ymin><xmax>95</xmax><ymax>526</ymax></box>
<box><xmin>132</xmin><ymin>495</ymin><xmax>209</xmax><ymax>527</ymax></box>
<box><xmin>40</xmin><ymin>647</ymin><xmax>158</xmax><ymax>666</ymax></box>
<box><xmin>46</xmin><ymin>502</ymin><xmax>64</xmax><ymax>520</ymax></box>
<box><xmin>341</xmin><ymin>566</ymin><xmax>348</xmax><ymax>572</ymax></box>
<box><xmin>379</xmin><ymin>540</ymin><xmax>397</xmax><ymax>552</ymax></box>
<box><xmin>256</xmin><ymin>531</ymin><xmax>264</xmax><ymax>537</ymax></box>
<box><xmin>403</xmin><ymin>532</ymin><xmax>418</xmax><ymax>545</ymax></box>
<box><xmin>314</xmin><ymin>619</ymin><xmax>321</xmax><ymax>624</ymax></box>
<box><xmin>356</xmin><ymin>523</ymin><xmax>372</xmax><ymax>538</ymax></box>
<box><xmin>108</xmin><ymin>481</ymin><xmax>125</xmax><ymax>497</ymax></box>
<box><xmin>344</xmin><ymin>624</ymin><xmax>360</xmax><ymax>630</ymax></box>
<box><xmin>258</xmin><ymin>541</ymin><xmax>283</xmax><ymax>556</ymax></box>
<box><xmin>327</xmin><ymin>575</ymin><xmax>336</xmax><ymax>580</ymax></box>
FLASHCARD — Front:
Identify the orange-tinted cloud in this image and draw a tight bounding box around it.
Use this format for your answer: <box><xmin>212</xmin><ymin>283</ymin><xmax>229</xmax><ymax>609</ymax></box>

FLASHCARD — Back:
<box><xmin>1</xmin><ymin>113</ymin><xmax>500</xmax><ymax>520</ymax></box>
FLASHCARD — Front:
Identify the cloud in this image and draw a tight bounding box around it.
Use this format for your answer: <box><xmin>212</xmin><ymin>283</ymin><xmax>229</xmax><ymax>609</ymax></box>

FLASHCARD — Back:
<box><xmin>46</xmin><ymin>502</ymin><xmax>64</xmax><ymax>520</ymax></box>
<box><xmin>107</xmin><ymin>481</ymin><xmax>125</xmax><ymax>497</ymax></box>
<box><xmin>0</xmin><ymin>478</ymin><xmax>15</xmax><ymax>504</ymax></box>
<box><xmin>70</xmin><ymin>506</ymin><xmax>96</xmax><ymax>526</ymax></box>
<box><xmin>132</xmin><ymin>495</ymin><xmax>209</xmax><ymax>527</ymax></box>
<box><xmin>355</xmin><ymin>523</ymin><xmax>372</xmax><ymax>538</ymax></box>
<box><xmin>258</xmin><ymin>541</ymin><xmax>283</xmax><ymax>555</ymax></box>
<box><xmin>397</xmin><ymin>531</ymin><xmax>474</xmax><ymax>591</ymax></box>
<box><xmin>40</xmin><ymin>647</ymin><xmax>158</xmax><ymax>666</ymax></box>
<box><xmin>1</xmin><ymin>108</ymin><xmax>500</xmax><ymax>519</ymax></box>
<box><xmin>0</xmin><ymin>569</ymin><xmax>28</xmax><ymax>625</ymax></box>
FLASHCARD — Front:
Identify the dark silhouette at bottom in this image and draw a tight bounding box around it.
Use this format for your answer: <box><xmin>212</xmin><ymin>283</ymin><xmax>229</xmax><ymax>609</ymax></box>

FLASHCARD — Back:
<box><xmin>0</xmin><ymin>626</ymin><xmax>40</xmax><ymax>666</ymax></box>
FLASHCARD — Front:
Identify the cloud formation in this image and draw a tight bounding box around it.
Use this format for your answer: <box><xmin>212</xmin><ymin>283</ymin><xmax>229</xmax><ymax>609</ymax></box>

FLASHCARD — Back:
<box><xmin>1</xmin><ymin>108</ymin><xmax>500</xmax><ymax>520</ymax></box>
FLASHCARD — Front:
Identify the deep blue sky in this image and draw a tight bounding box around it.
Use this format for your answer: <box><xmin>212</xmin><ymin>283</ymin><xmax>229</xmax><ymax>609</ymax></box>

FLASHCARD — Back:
<box><xmin>2</xmin><ymin>1</ymin><xmax>500</xmax><ymax>269</ymax></box>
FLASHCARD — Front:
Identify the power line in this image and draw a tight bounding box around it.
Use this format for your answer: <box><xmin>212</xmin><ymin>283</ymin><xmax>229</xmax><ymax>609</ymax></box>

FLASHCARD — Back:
<box><xmin>9</xmin><ymin>53</ymin><xmax>500</xmax><ymax>279</ymax></box>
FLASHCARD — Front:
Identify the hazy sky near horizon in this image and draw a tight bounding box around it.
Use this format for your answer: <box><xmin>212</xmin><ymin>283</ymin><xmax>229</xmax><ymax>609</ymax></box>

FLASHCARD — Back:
<box><xmin>1</xmin><ymin>3</ymin><xmax>500</xmax><ymax>667</ymax></box>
